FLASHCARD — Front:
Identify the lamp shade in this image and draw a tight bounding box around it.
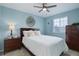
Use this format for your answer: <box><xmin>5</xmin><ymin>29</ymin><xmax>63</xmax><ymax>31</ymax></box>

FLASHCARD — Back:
<box><xmin>8</xmin><ymin>22</ymin><xmax>15</xmax><ymax>30</ymax></box>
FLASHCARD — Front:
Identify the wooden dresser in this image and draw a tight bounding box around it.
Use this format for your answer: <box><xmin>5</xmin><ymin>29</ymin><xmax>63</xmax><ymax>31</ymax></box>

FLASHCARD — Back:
<box><xmin>66</xmin><ymin>25</ymin><xmax>79</xmax><ymax>51</ymax></box>
<box><xmin>4</xmin><ymin>37</ymin><xmax>22</xmax><ymax>54</ymax></box>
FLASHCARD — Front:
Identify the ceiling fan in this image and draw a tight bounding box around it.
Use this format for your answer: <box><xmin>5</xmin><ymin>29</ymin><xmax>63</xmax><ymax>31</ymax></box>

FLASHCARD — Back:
<box><xmin>34</xmin><ymin>3</ymin><xmax>57</xmax><ymax>12</ymax></box>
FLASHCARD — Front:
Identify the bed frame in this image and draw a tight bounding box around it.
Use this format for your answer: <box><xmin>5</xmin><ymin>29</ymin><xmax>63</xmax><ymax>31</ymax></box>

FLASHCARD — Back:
<box><xmin>20</xmin><ymin>28</ymin><xmax>64</xmax><ymax>56</ymax></box>
<box><xmin>20</xmin><ymin>28</ymin><xmax>39</xmax><ymax>56</ymax></box>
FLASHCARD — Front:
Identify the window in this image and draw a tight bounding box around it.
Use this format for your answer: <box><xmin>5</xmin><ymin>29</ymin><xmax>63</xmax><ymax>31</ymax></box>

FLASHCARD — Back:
<box><xmin>53</xmin><ymin>16</ymin><xmax>68</xmax><ymax>33</ymax></box>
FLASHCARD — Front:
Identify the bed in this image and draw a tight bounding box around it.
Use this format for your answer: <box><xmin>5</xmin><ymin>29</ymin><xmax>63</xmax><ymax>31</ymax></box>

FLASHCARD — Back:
<box><xmin>20</xmin><ymin>28</ymin><xmax>68</xmax><ymax>56</ymax></box>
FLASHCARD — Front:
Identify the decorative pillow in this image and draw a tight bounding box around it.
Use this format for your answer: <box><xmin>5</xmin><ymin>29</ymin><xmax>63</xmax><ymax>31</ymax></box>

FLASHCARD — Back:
<box><xmin>23</xmin><ymin>31</ymin><xmax>28</xmax><ymax>37</ymax></box>
<box><xmin>34</xmin><ymin>31</ymin><xmax>41</xmax><ymax>36</ymax></box>
<box><xmin>23</xmin><ymin>30</ymin><xmax>35</xmax><ymax>37</ymax></box>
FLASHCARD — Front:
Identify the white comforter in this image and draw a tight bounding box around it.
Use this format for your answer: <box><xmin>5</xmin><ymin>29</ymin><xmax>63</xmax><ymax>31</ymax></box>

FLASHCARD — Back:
<box><xmin>22</xmin><ymin>35</ymin><xmax>68</xmax><ymax>56</ymax></box>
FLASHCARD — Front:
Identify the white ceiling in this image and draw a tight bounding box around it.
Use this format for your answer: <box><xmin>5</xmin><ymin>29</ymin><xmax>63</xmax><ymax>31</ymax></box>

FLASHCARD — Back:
<box><xmin>0</xmin><ymin>3</ymin><xmax>79</xmax><ymax>17</ymax></box>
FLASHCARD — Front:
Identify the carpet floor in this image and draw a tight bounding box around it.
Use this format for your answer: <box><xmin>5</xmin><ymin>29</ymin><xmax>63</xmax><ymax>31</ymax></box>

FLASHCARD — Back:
<box><xmin>1</xmin><ymin>48</ymin><xmax>79</xmax><ymax>56</ymax></box>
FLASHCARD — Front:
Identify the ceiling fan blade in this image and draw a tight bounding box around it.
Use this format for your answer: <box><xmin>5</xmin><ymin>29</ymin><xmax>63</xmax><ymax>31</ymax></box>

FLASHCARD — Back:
<box><xmin>34</xmin><ymin>6</ymin><xmax>42</xmax><ymax>8</ymax></box>
<box><xmin>39</xmin><ymin>9</ymin><xmax>43</xmax><ymax>12</ymax></box>
<box><xmin>46</xmin><ymin>5</ymin><xmax>56</xmax><ymax>8</ymax></box>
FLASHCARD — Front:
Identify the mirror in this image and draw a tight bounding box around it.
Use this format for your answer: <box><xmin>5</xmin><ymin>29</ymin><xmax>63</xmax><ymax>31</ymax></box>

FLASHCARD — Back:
<box><xmin>26</xmin><ymin>16</ymin><xmax>35</xmax><ymax>27</ymax></box>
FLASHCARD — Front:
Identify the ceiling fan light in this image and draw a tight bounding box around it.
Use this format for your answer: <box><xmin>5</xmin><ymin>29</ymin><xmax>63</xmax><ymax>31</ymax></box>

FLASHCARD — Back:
<box><xmin>43</xmin><ymin>8</ymin><xmax>47</xmax><ymax>11</ymax></box>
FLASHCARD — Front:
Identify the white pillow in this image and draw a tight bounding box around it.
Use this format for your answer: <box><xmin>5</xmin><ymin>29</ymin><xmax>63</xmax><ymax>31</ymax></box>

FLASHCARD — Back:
<box><xmin>23</xmin><ymin>31</ymin><xmax>27</xmax><ymax>36</ymax></box>
<box><xmin>34</xmin><ymin>31</ymin><xmax>41</xmax><ymax>36</ymax></box>
<box><xmin>23</xmin><ymin>30</ymin><xmax>35</xmax><ymax>37</ymax></box>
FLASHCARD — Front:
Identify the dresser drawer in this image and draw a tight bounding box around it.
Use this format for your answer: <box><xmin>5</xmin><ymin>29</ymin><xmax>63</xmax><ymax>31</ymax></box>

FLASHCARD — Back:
<box><xmin>4</xmin><ymin>37</ymin><xmax>22</xmax><ymax>53</ymax></box>
<box><xmin>5</xmin><ymin>42</ymin><xmax>20</xmax><ymax>48</ymax></box>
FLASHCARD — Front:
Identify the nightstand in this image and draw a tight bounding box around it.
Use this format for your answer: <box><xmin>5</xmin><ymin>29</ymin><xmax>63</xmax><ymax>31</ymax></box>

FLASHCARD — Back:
<box><xmin>4</xmin><ymin>37</ymin><xmax>22</xmax><ymax>54</ymax></box>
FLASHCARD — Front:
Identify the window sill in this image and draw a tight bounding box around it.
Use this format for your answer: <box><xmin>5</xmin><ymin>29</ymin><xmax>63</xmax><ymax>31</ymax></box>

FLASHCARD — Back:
<box><xmin>52</xmin><ymin>32</ymin><xmax>65</xmax><ymax>34</ymax></box>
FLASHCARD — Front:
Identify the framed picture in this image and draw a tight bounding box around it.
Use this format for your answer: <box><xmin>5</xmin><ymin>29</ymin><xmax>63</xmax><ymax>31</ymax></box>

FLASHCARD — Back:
<box><xmin>26</xmin><ymin>16</ymin><xmax>35</xmax><ymax>27</ymax></box>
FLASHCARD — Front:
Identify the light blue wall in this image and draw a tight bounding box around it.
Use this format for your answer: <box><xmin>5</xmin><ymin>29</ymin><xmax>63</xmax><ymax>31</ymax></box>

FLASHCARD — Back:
<box><xmin>0</xmin><ymin>6</ymin><xmax>45</xmax><ymax>50</ymax></box>
<box><xmin>0</xmin><ymin>6</ymin><xmax>4</xmax><ymax>50</ymax></box>
<box><xmin>44</xmin><ymin>8</ymin><xmax>79</xmax><ymax>39</ymax></box>
<box><xmin>0</xmin><ymin>5</ymin><xmax>79</xmax><ymax>51</ymax></box>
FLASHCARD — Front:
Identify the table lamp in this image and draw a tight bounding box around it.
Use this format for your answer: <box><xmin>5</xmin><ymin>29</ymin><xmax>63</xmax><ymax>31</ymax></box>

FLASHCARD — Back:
<box><xmin>8</xmin><ymin>22</ymin><xmax>15</xmax><ymax>38</ymax></box>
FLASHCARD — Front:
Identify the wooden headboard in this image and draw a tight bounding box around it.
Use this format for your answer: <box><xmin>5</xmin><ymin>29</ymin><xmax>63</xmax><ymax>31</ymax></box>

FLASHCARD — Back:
<box><xmin>20</xmin><ymin>28</ymin><xmax>39</xmax><ymax>40</ymax></box>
